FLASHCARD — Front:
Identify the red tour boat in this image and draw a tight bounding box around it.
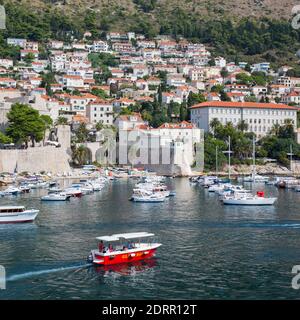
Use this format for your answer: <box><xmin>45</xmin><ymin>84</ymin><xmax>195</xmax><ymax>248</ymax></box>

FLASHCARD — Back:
<box><xmin>87</xmin><ymin>232</ymin><xmax>162</xmax><ymax>265</ymax></box>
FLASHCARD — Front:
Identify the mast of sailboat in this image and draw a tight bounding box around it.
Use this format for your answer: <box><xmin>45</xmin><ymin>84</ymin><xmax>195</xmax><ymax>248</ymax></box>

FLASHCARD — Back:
<box><xmin>223</xmin><ymin>136</ymin><xmax>233</xmax><ymax>180</ymax></box>
<box><xmin>215</xmin><ymin>145</ymin><xmax>218</xmax><ymax>177</ymax></box>
<box><xmin>252</xmin><ymin>136</ymin><xmax>256</xmax><ymax>183</ymax></box>
<box><xmin>287</xmin><ymin>144</ymin><xmax>294</xmax><ymax>175</ymax></box>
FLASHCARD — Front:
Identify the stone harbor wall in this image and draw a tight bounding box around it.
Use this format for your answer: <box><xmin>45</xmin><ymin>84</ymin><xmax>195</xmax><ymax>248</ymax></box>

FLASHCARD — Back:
<box><xmin>0</xmin><ymin>146</ymin><xmax>71</xmax><ymax>174</ymax></box>
<box><xmin>0</xmin><ymin>125</ymin><xmax>71</xmax><ymax>174</ymax></box>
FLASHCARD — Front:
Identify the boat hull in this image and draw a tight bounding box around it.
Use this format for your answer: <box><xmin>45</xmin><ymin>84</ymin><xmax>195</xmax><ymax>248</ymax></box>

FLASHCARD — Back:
<box><xmin>132</xmin><ymin>198</ymin><xmax>165</xmax><ymax>202</ymax></box>
<box><xmin>223</xmin><ymin>198</ymin><xmax>276</xmax><ymax>206</ymax></box>
<box><xmin>92</xmin><ymin>248</ymin><xmax>158</xmax><ymax>265</ymax></box>
<box><xmin>0</xmin><ymin>210</ymin><xmax>39</xmax><ymax>223</ymax></box>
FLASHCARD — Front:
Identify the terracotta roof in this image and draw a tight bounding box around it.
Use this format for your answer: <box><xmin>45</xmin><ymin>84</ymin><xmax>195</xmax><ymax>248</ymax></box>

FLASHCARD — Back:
<box><xmin>63</xmin><ymin>75</ymin><xmax>82</xmax><ymax>79</ymax></box>
<box><xmin>0</xmin><ymin>78</ymin><xmax>15</xmax><ymax>82</ymax></box>
<box><xmin>227</xmin><ymin>92</ymin><xmax>245</xmax><ymax>97</ymax></box>
<box><xmin>159</xmin><ymin>121</ymin><xmax>196</xmax><ymax>129</ymax></box>
<box><xmin>190</xmin><ymin>101</ymin><xmax>298</xmax><ymax>110</ymax></box>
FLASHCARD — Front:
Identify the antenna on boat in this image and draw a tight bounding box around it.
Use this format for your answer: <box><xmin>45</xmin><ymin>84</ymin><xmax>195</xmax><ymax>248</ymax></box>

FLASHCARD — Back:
<box><xmin>223</xmin><ymin>136</ymin><xmax>233</xmax><ymax>180</ymax></box>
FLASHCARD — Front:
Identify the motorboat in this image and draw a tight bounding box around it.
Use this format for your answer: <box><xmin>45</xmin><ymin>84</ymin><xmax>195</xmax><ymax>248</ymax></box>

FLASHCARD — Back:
<box><xmin>41</xmin><ymin>192</ymin><xmax>71</xmax><ymax>201</ymax></box>
<box><xmin>71</xmin><ymin>183</ymin><xmax>93</xmax><ymax>194</ymax></box>
<box><xmin>222</xmin><ymin>191</ymin><xmax>277</xmax><ymax>206</ymax></box>
<box><xmin>208</xmin><ymin>183</ymin><xmax>230</xmax><ymax>193</ymax></box>
<box><xmin>3</xmin><ymin>186</ymin><xmax>21</xmax><ymax>196</ymax></box>
<box><xmin>198</xmin><ymin>176</ymin><xmax>218</xmax><ymax>187</ymax></box>
<box><xmin>48</xmin><ymin>187</ymin><xmax>63</xmax><ymax>193</ymax></box>
<box><xmin>19</xmin><ymin>185</ymin><xmax>31</xmax><ymax>193</ymax></box>
<box><xmin>0</xmin><ymin>206</ymin><xmax>39</xmax><ymax>223</ymax></box>
<box><xmin>134</xmin><ymin>183</ymin><xmax>170</xmax><ymax>198</ymax></box>
<box><xmin>64</xmin><ymin>187</ymin><xmax>83</xmax><ymax>198</ymax></box>
<box><xmin>131</xmin><ymin>190</ymin><xmax>166</xmax><ymax>203</ymax></box>
<box><xmin>218</xmin><ymin>185</ymin><xmax>250</xmax><ymax>197</ymax></box>
<box><xmin>90</xmin><ymin>182</ymin><xmax>104</xmax><ymax>191</ymax></box>
<box><xmin>275</xmin><ymin>178</ymin><xmax>300</xmax><ymax>189</ymax></box>
<box><xmin>243</xmin><ymin>174</ymin><xmax>269</xmax><ymax>183</ymax></box>
<box><xmin>87</xmin><ymin>232</ymin><xmax>162</xmax><ymax>265</ymax></box>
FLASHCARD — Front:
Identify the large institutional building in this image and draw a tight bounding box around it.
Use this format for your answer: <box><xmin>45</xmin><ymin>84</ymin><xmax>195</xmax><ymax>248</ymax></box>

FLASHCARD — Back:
<box><xmin>190</xmin><ymin>101</ymin><xmax>298</xmax><ymax>138</ymax></box>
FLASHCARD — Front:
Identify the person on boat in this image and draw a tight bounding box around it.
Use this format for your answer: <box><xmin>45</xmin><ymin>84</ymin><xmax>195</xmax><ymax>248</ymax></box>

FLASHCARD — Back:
<box><xmin>108</xmin><ymin>244</ymin><xmax>114</xmax><ymax>252</ymax></box>
<box><xmin>98</xmin><ymin>241</ymin><xmax>104</xmax><ymax>252</ymax></box>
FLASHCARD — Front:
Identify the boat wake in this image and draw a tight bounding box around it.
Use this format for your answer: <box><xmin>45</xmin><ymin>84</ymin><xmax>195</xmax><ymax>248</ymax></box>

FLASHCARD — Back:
<box><xmin>241</xmin><ymin>222</ymin><xmax>300</xmax><ymax>229</ymax></box>
<box><xmin>7</xmin><ymin>263</ymin><xmax>92</xmax><ymax>282</ymax></box>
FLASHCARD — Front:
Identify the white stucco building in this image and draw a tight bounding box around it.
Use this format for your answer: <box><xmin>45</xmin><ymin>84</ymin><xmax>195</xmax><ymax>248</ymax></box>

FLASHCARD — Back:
<box><xmin>86</xmin><ymin>100</ymin><xmax>114</xmax><ymax>125</ymax></box>
<box><xmin>190</xmin><ymin>101</ymin><xmax>298</xmax><ymax>138</ymax></box>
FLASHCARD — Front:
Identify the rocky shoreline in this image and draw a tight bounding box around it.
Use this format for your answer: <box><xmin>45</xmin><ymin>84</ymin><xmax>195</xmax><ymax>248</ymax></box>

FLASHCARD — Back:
<box><xmin>204</xmin><ymin>163</ymin><xmax>300</xmax><ymax>177</ymax></box>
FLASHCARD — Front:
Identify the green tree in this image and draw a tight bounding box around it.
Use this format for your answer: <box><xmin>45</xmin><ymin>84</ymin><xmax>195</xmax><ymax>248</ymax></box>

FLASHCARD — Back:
<box><xmin>56</xmin><ymin>117</ymin><xmax>68</xmax><ymax>126</ymax></box>
<box><xmin>75</xmin><ymin>123</ymin><xmax>89</xmax><ymax>143</ymax></box>
<box><xmin>237</xmin><ymin>120</ymin><xmax>249</xmax><ymax>133</ymax></box>
<box><xmin>91</xmin><ymin>88</ymin><xmax>109</xmax><ymax>99</ymax></box>
<box><xmin>6</xmin><ymin>103</ymin><xmax>46</xmax><ymax>147</ymax></box>
<box><xmin>0</xmin><ymin>132</ymin><xmax>13</xmax><ymax>144</ymax></box>
<box><xmin>24</xmin><ymin>52</ymin><xmax>35</xmax><ymax>65</ymax></box>
<box><xmin>72</xmin><ymin>145</ymin><xmax>91</xmax><ymax>166</ymax></box>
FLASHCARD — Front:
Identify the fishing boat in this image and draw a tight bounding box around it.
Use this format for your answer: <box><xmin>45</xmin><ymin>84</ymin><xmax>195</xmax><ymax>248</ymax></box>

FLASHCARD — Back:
<box><xmin>0</xmin><ymin>206</ymin><xmax>39</xmax><ymax>223</ymax></box>
<box><xmin>222</xmin><ymin>191</ymin><xmax>277</xmax><ymax>206</ymax></box>
<box><xmin>87</xmin><ymin>232</ymin><xmax>162</xmax><ymax>265</ymax></box>
<box><xmin>41</xmin><ymin>192</ymin><xmax>71</xmax><ymax>201</ymax></box>
<box><xmin>131</xmin><ymin>190</ymin><xmax>166</xmax><ymax>202</ymax></box>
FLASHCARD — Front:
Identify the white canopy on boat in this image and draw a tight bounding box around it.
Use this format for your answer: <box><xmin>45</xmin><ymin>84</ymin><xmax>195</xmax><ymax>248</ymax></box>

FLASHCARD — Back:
<box><xmin>96</xmin><ymin>232</ymin><xmax>155</xmax><ymax>242</ymax></box>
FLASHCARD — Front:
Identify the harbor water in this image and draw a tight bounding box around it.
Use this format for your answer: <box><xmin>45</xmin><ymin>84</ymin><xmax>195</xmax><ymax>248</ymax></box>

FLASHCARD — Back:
<box><xmin>1</xmin><ymin>178</ymin><xmax>300</xmax><ymax>299</ymax></box>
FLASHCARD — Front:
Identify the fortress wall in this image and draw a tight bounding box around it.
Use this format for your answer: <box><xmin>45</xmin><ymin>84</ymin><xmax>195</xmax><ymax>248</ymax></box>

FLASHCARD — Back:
<box><xmin>0</xmin><ymin>126</ymin><xmax>72</xmax><ymax>174</ymax></box>
<box><xmin>0</xmin><ymin>146</ymin><xmax>71</xmax><ymax>174</ymax></box>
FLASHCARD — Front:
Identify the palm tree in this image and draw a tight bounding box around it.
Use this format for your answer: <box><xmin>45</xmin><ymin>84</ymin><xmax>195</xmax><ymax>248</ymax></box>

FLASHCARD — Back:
<box><xmin>270</xmin><ymin>123</ymin><xmax>280</xmax><ymax>136</ymax></box>
<box><xmin>55</xmin><ymin>116</ymin><xmax>68</xmax><ymax>126</ymax></box>
<box><xmin>237</xmin><ymin>120</ymin><xmax>249</xmax><ymax>133</ymax></box>
<box><xmin>72</xmin><ymin>145</ymin><xmax>90</xmax><ymax>166</ymax></box>
<box><xmin>210</xmin><ymin>118</ymin><xmax>221</xmax><ymax>136</ymax></box>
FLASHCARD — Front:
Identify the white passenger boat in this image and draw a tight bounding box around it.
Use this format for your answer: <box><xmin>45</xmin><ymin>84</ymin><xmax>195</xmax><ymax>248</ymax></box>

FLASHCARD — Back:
<box><xmin>131</xmin><ymin>190</ymin><xmax>166</xmax><ymax>203</ymax></box>
<box><xmin>87</xmin><ymin>232</ymin><xmax>162</xmax><ymax>265</ymax></box>
<box><xmin>222</xmin><ymin>191</ymin><xmax>277</xmax><ymax>206</ymax></box>
<box><xmin>41</xmin><ymin>192</ymin><xmax>71</xmax><ymax>201</ymax></box>
<box><xmin>0</xmin><ymin>206</ymin><xmax>39</xmax><ymax>223</ymax></box>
